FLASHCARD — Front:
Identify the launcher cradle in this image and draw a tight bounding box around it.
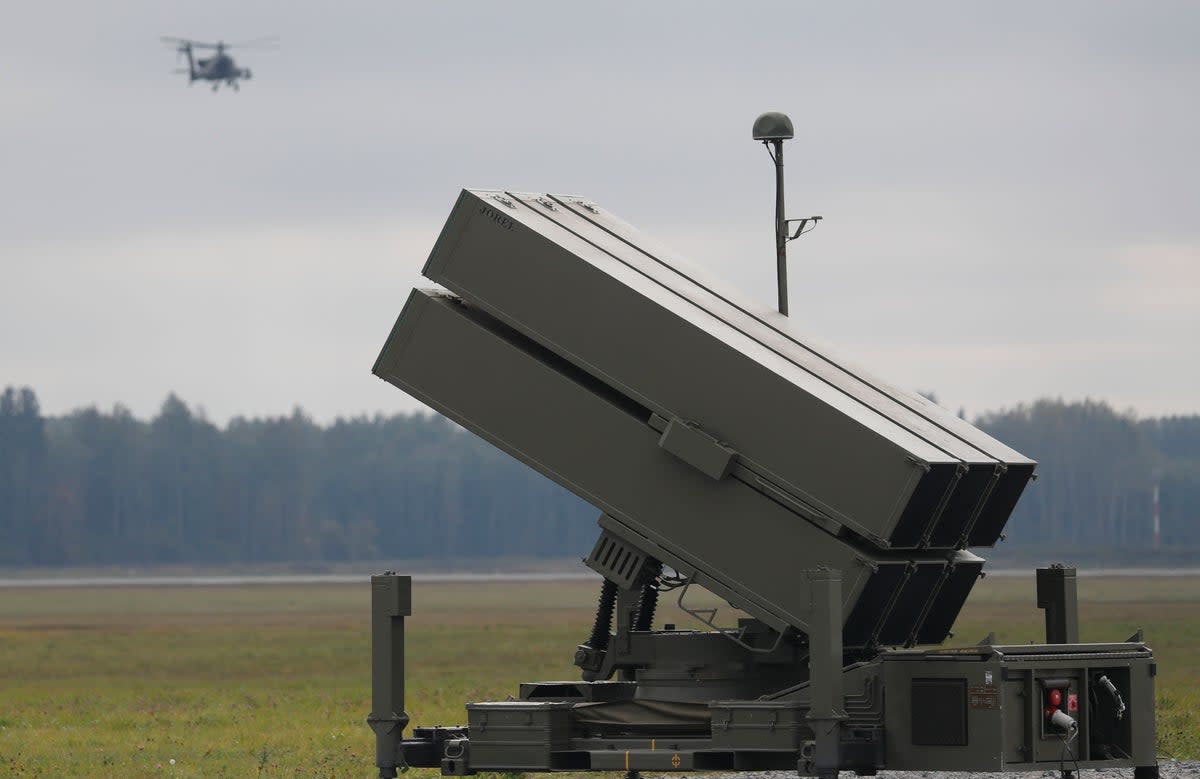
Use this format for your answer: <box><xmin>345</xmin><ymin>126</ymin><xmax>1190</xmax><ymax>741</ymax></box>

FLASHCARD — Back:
<box><xmin>367</xmin><ymin>190</ymin><xmax>1157</xmax><ymax>779</ymax></box>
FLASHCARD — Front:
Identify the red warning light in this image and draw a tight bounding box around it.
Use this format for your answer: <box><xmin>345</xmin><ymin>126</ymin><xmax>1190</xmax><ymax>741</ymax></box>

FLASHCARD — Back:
<box><xmin>1048</xmin><ymin>688</ymin><xmax>1063</xmax><ymax>707</ymax></box>
<box><xmin>1067</xmin><ymin>693</ymin><xmax>1079</xmax><ymax>712</ymax></box>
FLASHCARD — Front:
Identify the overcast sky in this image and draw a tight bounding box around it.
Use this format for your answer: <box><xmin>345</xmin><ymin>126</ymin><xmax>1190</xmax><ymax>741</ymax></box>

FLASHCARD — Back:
<box><xmin>2</xmin><ymin>1</ymin><xmax>1197</xmax><ymax>424</ymax></box>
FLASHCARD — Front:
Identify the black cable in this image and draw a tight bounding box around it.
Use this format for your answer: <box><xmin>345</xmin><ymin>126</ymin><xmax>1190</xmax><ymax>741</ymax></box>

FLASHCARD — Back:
<box><xmin>1058</xmin><ymin>732</ymin><xmax>1079</xmax><ymax>779</ymax></box>
<box><xmin>653</xmin><ymin>567</ymin><xmax>689</xmax><ymax>592</ymax></box>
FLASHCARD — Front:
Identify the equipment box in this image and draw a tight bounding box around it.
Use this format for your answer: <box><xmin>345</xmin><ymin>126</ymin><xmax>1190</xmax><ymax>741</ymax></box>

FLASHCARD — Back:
<box><xmin>710</xmin><ymin>700</ymin><xmax>810</xmax><ymax>751</ymax></box>
<box><xmin>467</xmin><ymin>701</ymin><xmax>574</xmax><ymax>770</ymax></box>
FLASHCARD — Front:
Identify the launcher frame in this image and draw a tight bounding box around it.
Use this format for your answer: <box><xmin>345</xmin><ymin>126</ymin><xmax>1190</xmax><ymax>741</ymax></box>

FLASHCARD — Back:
<box><xmin>366</xmin><ymin>190</ymin><xmax>1157</xmax><ymax>779</ymax></box>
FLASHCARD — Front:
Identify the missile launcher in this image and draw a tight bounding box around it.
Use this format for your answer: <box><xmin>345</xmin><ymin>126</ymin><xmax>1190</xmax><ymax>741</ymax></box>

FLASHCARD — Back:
<box><xmin>366</xmin><ymin>184</ymin><xmax>1157</xmax><ymax>779</ymax></box>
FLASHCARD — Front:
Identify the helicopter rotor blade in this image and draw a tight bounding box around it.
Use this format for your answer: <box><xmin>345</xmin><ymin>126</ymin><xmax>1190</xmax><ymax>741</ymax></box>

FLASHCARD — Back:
<box><xmin>228</xmin><ymin>35</ymin><xmax>280</xmax><ymax>49</ymax></box>
<box><xmin>161</xmin><ymin>36</ymin><xmax>222</xmax><ymax>51</ymax></box>
<box><xmin>161</xmin><ymin>38</ymin><xmax>187</xmax><ymax>63</ymax></box>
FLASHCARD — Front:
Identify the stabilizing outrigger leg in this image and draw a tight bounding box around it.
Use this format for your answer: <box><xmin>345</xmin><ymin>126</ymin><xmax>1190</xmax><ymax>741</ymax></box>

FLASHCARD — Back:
<box><xmin>368</xmin><ymin>573</ymin><xmax>411</xmax><ymax>779</ymax></box>
<box><xmin>801</xmin><ymin>568</ymin><xmax>847</xmax><ymax>779</ymax></box>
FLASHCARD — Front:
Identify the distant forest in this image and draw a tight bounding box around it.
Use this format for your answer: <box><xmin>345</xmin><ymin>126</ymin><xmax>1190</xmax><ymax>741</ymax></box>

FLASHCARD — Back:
<box><xmin>1</xmin><ymin>385</ymin><xmax>1198</xmax><ymax>567</ymax></box>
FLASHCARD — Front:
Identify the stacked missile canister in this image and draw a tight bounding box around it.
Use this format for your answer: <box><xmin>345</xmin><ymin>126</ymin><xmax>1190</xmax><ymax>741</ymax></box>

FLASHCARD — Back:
<box><xmin>373</xmin><ymin>189</ymin><xmax>1036</xmax><ymax>651</ymax></box>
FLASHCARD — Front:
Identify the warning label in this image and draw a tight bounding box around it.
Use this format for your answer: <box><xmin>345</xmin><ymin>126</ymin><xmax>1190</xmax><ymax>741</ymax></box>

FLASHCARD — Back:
<box><xmin>968</xmin><ymin>684</ymin><xmax>1000</xmax><ymax>709</ymax></box>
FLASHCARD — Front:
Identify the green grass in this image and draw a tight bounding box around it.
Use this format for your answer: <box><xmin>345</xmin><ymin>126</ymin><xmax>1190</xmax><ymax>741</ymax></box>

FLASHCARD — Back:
<box><xmin>0</xmin><ymin>576</ymin><xmax>1195</xmax><ymax>778</ymax></box>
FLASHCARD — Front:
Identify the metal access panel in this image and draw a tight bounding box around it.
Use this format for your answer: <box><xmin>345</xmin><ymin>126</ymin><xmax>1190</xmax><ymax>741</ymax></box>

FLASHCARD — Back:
<box><xmin>880</xmin><ymin>646</ymin><xmax>1157</xmax><ymax>772</ymax></box>
<box><xmin>420</xmin><ymin>190</ymin><xmax>1035</xmax><ymax>551</ymax></box>
<box><xmin>466</xmin><ymin>701</ymin><xmax>575</xmax><ymax>770</ymax></box>
<box><xmin>373</xmin><ymin>289</ymin><xmax>961</xmax><ymax>637</ymax></box>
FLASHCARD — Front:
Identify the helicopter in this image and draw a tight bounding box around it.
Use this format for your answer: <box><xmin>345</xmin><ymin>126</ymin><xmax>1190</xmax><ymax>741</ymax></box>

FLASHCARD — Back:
<box><xmin>162</xmin><ymin>36</ymin><xmax>277</xmax><ymax>92</ymax></box>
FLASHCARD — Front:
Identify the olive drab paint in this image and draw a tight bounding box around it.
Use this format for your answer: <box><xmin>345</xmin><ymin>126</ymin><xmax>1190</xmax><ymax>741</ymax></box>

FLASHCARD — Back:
<box><xmin>366</xmin><ymin>178</ymin><xmax>1157</xmax><ymax>779</ymax></box>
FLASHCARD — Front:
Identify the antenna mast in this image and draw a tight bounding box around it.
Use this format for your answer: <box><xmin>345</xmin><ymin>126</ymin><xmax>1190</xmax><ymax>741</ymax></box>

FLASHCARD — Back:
<box><xmin>752</xmin><ymin>111</ymin><xmax>822</xmax><ymax>316</ymax></box>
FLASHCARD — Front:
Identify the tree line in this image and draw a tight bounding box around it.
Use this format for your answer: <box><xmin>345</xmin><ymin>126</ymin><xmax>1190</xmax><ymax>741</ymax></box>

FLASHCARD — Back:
<box><xmin>0</xmin><ymin>388</ymin><xmax>596</xmax><ymax>566</ymax></box>
<box><xmin>979</xmin><ymin>399</ymin><xmax>1200</xmax><ymax>554</ymax></box>
<box><xmin>0</xmin><ymin>386</ymin><xmax>1197</xmax><ymax>566</ymax></box>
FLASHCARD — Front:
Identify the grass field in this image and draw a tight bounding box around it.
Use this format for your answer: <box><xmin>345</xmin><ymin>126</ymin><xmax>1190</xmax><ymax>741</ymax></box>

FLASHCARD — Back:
<box><xmin>0</xmin><ymin>575</ymin><xmax>1196</xmax><ymax>778</ymax></box>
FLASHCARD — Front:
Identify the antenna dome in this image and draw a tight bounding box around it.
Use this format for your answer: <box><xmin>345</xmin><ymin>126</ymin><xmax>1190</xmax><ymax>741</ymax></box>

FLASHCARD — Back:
<box><xmin>752</xmin><ymin>112</ymin><xmax>794</xmax><ymax>141</ymax></box>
